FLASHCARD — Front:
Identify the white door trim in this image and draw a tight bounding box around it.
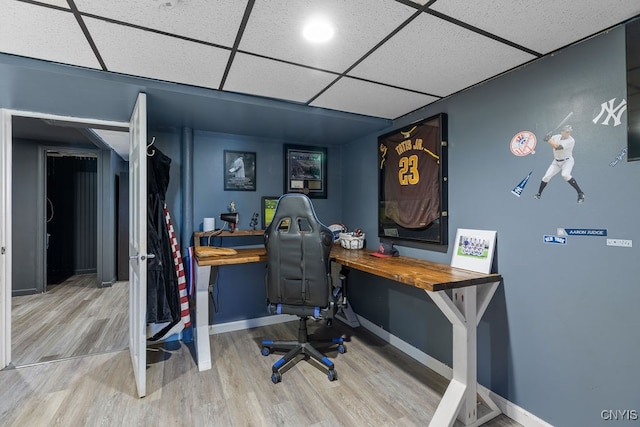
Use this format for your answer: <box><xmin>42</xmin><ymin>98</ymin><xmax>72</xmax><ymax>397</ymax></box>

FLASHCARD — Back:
<box><xmin>0</xmin><ymin>108</ymin><xmax>128</xmax><ymax>370</ymax></box>
<box><xmin>128</xmin><ymin>93</ymin><xmax>148</xmax><ymax>398</ymax></box>
<box><xmin>0</xmin><ymin>109</ymin><xmax>13</xmax><ymax>369</ymax></box>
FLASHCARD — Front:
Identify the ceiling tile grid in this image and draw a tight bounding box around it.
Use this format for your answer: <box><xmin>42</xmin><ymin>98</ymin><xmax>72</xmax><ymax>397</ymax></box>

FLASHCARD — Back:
<box><xmin>74</xmin><ymin>0</ymin><xmax>248</xmax><ymax>47</ymax></box>
<box><xmin>223</xmin><ymin>53</ymin><xmax>339</xmax><ymax>103</ymax></box>
<box><xmin>348</xmin><ymin>12</ymin><xmax>537</xmax><ymax>98</ymax></box>
<box><xmin>237</xmin><ymin>0</ymin><xmax>417</xmax><ymax>73</ymax></box>
<box><xmin>29</xmin><ymin>0</ymin><xmax>69</xmax><ymax>9</ymax></box>
<box><xmin>84</xmin><ymin>17</ymin><xmax>230</xmax><ymax>90</ymax></box>
<box><xmin>430</xmin><ymin>0</ymin><xmax>640</xmax><ymax>55</ymax></box>
<box><xmin>0</xmin><ymin>0</ymin><xmax>100</xmax><ymax>69</ymax></box>
<box><xmin>311</xmin><ymin>77</ymin><xmax>439</xmax><ymax>119</ymax></box>
<box><xmin>1</xmin><ymin>0</ymin><xmax>639</xmax><ymax>122</ymax></box>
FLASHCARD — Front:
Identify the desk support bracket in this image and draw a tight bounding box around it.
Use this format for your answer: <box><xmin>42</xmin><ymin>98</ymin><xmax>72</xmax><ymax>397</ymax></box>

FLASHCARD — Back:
<box><xmin>195</xmin><ymin>264</ymin><xmax>214</xmax><ymax>371</ymax></box>
<box><xmin>426</xmin><ymin>281</ymin><xmax>501</xmax><ymax>427</ymax></box>
<box><xmin>332</xmin><ymin>264</ymin><xmax>360</xmax><ymax>328</ymax></box>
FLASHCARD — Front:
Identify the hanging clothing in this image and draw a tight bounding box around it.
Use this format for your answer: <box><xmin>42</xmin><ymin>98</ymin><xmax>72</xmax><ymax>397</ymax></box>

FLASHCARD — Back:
<box><xmin>163</xmin><ymin>203</ymin><xmax>191</xmax><ymax>328</ymax></box>
<box><xmin>146</xmin><ymin>146</ymin><xmax>181</xmax><ymax>325</ymax></box>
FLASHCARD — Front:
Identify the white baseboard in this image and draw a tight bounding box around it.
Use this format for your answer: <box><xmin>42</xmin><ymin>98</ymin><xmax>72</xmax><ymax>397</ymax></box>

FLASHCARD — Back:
<box><xmin>208</xmin><ymin>314</ymin><xmax>299</xmax><ymax>335</ymax></box>
<box><xmin>356</xmin><ymin>315</ymin><xmax>553</xmax><ymax>427</ymax></box>
<box><xmin>481</xmin><ymin>388</ymin><xmax>554</xmax><ymax>427</ymax></box>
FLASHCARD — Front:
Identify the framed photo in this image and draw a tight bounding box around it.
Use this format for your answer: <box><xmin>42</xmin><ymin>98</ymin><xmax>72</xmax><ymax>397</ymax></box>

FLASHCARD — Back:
<box><xmin>261</xmin><ymin>196</ymin><xmax>280</xmax><ymax>229</ymax></box>
<box><xmin>283</xmin><ymin>144</ymin><xmax>327</xmax><ymax>198</ymax></box>
<box><xmin>224</xmin><ymin>150</ymin><xmax>256</xmax><ymax>191</ymax></box>
<box><xmin>378</xmin><ymin>113</ymin><xmax>448</xmax><ymax>246</ymax></box>
<box><xmin>451</xmin><ymin>229</ymin><xmax>497</xmax><ymax>274</ymax></box>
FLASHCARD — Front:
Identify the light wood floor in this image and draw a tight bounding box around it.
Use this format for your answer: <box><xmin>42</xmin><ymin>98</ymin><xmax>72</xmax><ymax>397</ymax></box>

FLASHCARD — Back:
<box><xmin>10</xmin><ymin>274</ymin><xmax>129</xmax><ymax>366</ymax></box>
<box><xmin>1</xmin><ymin>318</ymin><xmax>522</xmax><ymax>427</ymax></box>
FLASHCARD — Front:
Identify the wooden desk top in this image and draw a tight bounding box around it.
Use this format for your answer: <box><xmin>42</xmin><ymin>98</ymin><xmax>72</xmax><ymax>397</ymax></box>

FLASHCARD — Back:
<box><xmin>193</xmin><ymin>232</ymin><xmax>501</xmax><ymax>291</ymax></box>
<box><xmin>194</xmin><ymin>229</ymin><xmax>267</xmax><ymax>267</ymax></box>
<box><xmin>195</xmin><ymin>247</ymin><xmax>267</xmax><ymax>267</ymax></box>
<box><xmin>330</xmin><ymin>246</ymin><xmax>501</xmax><ymax>292</ymax></box>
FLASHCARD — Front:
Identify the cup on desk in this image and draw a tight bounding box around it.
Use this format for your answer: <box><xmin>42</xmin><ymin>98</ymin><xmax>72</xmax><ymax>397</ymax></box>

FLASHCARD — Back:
<box><xmin>203</xmin><ymin>217</ymin><xmax>216</xmax><ymax>231</ymax></box>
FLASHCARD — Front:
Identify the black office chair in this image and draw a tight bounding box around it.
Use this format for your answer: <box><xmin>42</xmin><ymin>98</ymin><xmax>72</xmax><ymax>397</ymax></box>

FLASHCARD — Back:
<box><xmin>261</xmin><ymin>194</ymin><xmax>345</xmax><ymax>383</ymax></box>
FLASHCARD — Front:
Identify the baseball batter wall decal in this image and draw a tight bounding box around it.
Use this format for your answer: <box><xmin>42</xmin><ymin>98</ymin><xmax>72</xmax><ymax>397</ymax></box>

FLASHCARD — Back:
<box><xmin>532</xmin><ymin>112</ymin><xmax>586</xmax><ymax>204</ymax></box>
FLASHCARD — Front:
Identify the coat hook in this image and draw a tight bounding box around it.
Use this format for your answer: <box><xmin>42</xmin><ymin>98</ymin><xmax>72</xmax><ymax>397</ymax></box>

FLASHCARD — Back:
<box><xmin>147</xmin><ymin>136</ymin><xmax>156</xmax><ymax>156</ymax></box>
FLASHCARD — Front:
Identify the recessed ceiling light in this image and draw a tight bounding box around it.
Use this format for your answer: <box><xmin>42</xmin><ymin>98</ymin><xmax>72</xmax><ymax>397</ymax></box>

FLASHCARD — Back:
<box><xmin>303</xmin><ymin>18</ymin><xmax>334</xmax><ymax>43</ymax></box>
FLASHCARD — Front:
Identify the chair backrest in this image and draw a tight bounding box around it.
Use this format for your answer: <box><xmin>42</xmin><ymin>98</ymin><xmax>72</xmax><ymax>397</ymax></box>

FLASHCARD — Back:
<box><xmin>264</xmin><ymin>194</ymin><xmax>333</xmax><ymax>308</ymax></box>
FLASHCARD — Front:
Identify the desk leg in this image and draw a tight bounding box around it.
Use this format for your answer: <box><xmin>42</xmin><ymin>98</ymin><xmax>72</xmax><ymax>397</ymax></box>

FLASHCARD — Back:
<box><xmin>331</xmin><ymin>263</ymin><xmax>360</xmax><ymax>328</ymax></box>
<box><xmin>426</xmin><ymin>282</ymin><xmax>501</xmax><ymax>427</ymax></box>
<box><xmin>195</xmin><ymin>263</ymin><xmax>212</xmax><ymax>371</ymax></box>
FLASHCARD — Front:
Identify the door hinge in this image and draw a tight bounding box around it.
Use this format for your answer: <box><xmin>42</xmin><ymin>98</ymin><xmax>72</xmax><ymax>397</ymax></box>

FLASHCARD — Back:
<box><xmin>1</xmin><ymin>247</ymin><xmax>5</xmax><ymax>254</ymax></box>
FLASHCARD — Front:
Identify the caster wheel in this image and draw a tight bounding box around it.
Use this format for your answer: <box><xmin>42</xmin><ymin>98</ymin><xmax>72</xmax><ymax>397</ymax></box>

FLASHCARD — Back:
<box><xmin>337</xmin><ymin>344</ymin><xmax>346</xmax><ymax>354</ymax></box>
<box><xmin>327</xmin><ymin>369</ymin><xmax>337</xmax><ymax>381</ymax></box>
<box><xmin>271</xmin><ymin>372</ymin><xmax>282</xmax><ymax>384</ymax></box>
<box><xmin>261</xmin><ymin>347</ymin><xmax>270</xmax><ymax>356</ymax></box>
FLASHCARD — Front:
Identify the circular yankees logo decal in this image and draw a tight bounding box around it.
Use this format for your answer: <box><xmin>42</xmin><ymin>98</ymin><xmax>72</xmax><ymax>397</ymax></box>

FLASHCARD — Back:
<box><xmin>510</xmin><ymin>131</ymin><xmax>536</xmax><ymax>156</ymax></box>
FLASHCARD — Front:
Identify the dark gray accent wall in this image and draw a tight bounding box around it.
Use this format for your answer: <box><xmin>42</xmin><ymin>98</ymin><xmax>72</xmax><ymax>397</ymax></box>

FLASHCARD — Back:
<box><xmin>12</xmin><ymin>137</ymin><xmax>120</xmax><ymax>293</ymax></box>
<box><xmin>343</xmin><ymin>26</ymin><xmax>638</xmax><ymax>426</ymax></box>
<box><xmin>97</xmin><ymin>149</ymin><xmax>126</xmax><ymax>287</ymax></box>
<box><xmin>11</xmin><ymin>139</ymin><xmax>41</xmax><ymax>295</ymax></box>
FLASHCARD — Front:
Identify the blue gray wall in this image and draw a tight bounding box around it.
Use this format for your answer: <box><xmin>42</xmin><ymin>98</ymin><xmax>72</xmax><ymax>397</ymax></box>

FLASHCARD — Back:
<box><xmin>342</xmin><ymin>26</ymin><xmax>638</xmax><ymax>426</ymax></box>
<box><xmin>191</xmin><ymin>131</ymin><xmax>343</xmax><ymax>323</ymax></box>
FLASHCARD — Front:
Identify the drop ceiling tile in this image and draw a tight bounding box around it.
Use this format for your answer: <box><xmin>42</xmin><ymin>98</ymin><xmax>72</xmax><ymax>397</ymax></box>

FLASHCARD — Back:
<box><xmin>74</xmin><ymin>0</ymin><xmax>247</xmax><ymax>47</ymax></box>
<box><xmin>349</xmin><ymin>13</ymin><xmax>536</xmax><ymax>97</ymax></box>
<box><xmin>239</xmin><ymin>0</ymin><xmax>416</xmax><ymax>73</ymax></box>
<box><xmin>310</xmin><ymin>77</ymin><xmax>439</xmax><ymax>119</ymax></box>
<box><xmin>85</xmin><ymin>17</ymin><xmax>229</xmax><ymax>89</ymax></box>
<box><xmin>223</xmin><ymin>53</ymin><xmax>338</xmax><ymax>103</ymax></box>
<box><xmin>430</xmin><ymin>0</ymin><xmax>640</xmax><ymax>54</ymax></box>
<box><xmin>0</xmin><ymin>1</ymin><xmax>101</xmax><ymax>69</ymax></box>
<box><xmin>32</xmin><ymin>0</ymin><xmax>70</xmax><ymax>9</ymax></box>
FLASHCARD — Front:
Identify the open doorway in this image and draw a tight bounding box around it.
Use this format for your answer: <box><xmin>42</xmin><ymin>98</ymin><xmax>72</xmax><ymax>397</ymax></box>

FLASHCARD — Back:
<box><xmin>1</xmin><ymin>101</ymin><xmax>147</xmax><ymax>397</ymax></box>
<box><xmin>45</xmin><ymin>151</ymin><xmax>98</xmax><ymax>290</ymax></box>
<box><xmin>8</xmin><ymin>116</ymin><xmax>130</xmax><ymax>366</ymax></box>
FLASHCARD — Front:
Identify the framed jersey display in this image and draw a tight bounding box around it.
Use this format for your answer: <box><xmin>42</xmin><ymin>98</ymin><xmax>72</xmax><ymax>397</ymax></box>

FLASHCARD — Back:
<box><xmin>378</xmin><ymin>113</ymin><xmax>448</xmax><ymax>246</ymax></box>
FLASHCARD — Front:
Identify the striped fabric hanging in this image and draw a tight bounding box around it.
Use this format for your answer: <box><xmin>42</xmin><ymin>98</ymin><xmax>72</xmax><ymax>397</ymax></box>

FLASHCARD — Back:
<box><xmin>163</xmin><ymin>203</ymin><xmax>191</xmax><ymax>328</ymax></box>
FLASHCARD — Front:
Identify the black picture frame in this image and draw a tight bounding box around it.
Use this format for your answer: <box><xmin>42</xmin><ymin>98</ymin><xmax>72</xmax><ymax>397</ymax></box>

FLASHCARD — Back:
<box><xmin>224</xmin><ymin>150</ymin><xmax>256</xmax><ymax>191</ymax></box>
<box><xmin>378</xmin><ymin>113</ymin><xmax>448</xmax><ymax>246</ymax></box>
<box><xmin>626</xmin><ymin>18</ymin><xmax>640</xmax><ymax>161</ymax></box>
<box><xmin>283</xmin><ymin>144</ymin><xmax>327</xmax><ymax>198</ymax></box>
<box><xmin>261</xmin><ymin>196</ymin><xmax>280</xmax><ymax>229</ymax></box>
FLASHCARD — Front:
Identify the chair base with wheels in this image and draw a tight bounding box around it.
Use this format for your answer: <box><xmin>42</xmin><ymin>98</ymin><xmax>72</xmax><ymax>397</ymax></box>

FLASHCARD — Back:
<box><xmin>261</xmin><ymin>314</ymin><xmax>345</xmax><ymax>383</ymax></box>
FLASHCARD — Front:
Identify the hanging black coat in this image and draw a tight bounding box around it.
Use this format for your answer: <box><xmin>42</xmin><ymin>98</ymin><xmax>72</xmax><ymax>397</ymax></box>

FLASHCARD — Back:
<box><xmin>146</xmin><ymin>147</ymin><xmax>180</xmax><ymax>324</ymax></box>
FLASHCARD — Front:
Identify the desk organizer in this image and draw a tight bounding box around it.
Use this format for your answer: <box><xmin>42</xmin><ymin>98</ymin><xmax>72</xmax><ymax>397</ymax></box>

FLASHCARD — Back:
<box><xmin>338</xmin><ymin>232</ymin><xmax>365</xmax><ymax>249</ymax></box>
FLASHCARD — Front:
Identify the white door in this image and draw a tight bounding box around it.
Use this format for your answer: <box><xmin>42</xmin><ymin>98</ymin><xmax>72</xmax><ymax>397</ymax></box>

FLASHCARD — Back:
<box><xmin>0</xmin><ymin>110</ymin><xmax>12</xmax><ymax>369</ymax></box>
<box><xmin>128</xmin><ymin>93</ymin><xmax>148</xmax><ymax>398</ymax></box>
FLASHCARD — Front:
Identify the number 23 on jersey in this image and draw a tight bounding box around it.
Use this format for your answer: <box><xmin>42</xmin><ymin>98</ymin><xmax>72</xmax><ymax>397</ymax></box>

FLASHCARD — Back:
<box><xmin>398</xmin><ymin>154</ymin><xmax>419</xmax><ymax>185</ymax></box>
